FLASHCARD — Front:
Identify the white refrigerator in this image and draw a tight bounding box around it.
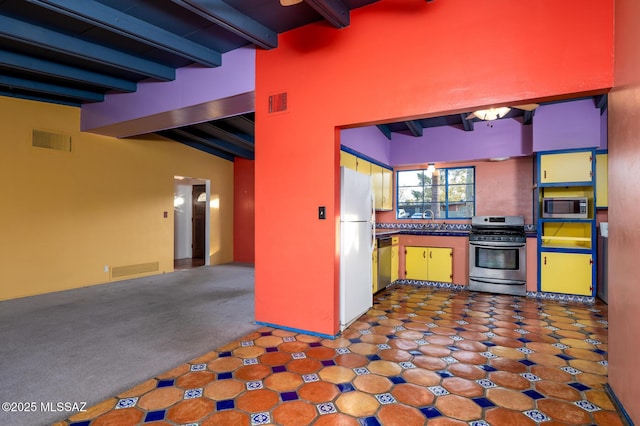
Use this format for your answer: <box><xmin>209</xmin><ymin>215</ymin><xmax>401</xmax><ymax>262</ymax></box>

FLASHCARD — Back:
<box><xmin>340</xmin><ymin>166</ymin><xmax>374</xmax><ymax>331</ymax></box>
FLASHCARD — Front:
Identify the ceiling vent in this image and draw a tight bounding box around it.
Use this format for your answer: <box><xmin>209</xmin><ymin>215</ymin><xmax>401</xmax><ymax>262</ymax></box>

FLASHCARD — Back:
<box><xmin>32</xmin><ymin>129</ymin><xmax>72</xmax><ymax>152</ymax></box>
<box><xmin>268</xmin><ymin>92</ymin><xmax>288</xmax><ymax>114</ymax></box>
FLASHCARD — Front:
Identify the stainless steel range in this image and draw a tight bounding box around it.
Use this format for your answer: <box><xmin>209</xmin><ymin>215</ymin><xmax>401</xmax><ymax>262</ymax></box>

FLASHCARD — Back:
<box><xmin>469</xmin><ymin>215</ymin><xmax>527</xmax><ymax>296</ymax></box>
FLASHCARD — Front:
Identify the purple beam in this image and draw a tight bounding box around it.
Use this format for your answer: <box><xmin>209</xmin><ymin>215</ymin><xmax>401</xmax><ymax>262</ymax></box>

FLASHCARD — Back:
<box><xmin>80</xmin><ymin>47</ymin><xmax>255</xmax><ymax>138</ymax></box>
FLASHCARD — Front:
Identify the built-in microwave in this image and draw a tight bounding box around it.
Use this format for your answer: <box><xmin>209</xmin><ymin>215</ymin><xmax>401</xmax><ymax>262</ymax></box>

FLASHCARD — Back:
<box><xmin>542</xmin><ymin>197</ymin><xmax>589</xmax><ymax>219</ymax></box>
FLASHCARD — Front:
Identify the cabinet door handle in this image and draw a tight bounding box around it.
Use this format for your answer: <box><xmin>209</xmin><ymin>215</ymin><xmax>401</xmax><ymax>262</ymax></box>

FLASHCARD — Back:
<box><xmin>423</xmin><ymin>251</ymin><xmax>426</xmax><ymax>258</ymax></box>
<box><xmin>543</xmin><ymin>170</ymin><xmax>547</xmax><ymax>179</ymax></box>
<box><xmin>429</xmin><ymin>251</ymin><xmax>433</xmax><ymax>259</ymax></box>
<box><xmin>544</xmin><ymin>256</ymin><xmax>547</xmax><ymax>265</ymax></box>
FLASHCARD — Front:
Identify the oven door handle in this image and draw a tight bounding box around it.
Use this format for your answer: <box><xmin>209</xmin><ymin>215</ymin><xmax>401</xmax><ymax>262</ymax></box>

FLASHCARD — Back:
<box><xmin>469</xmin><ymin>241</ymin><xmax>526</xmax><ymax>248</ymax></box>
<box><xmin>469</xmin><ymin>276</ymin><xmax>526</xmax><ymax>285</ymax></box>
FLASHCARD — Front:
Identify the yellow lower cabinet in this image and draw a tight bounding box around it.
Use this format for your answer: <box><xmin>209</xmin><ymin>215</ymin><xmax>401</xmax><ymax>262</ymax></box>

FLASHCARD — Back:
<box><xmin>428</xmin><ymin>247</ymin><xmax>453</xmax><ymax>283</ymax></box>
<box><xmin>391</xmin><ymin>239</ymin><xmax>399</xmax><ymax>283</ymax></box>
<box><xmin>405</xmin><ymin>246</ymin><xmax>453</xmax><ymax>282</ymax></box>
<box><xmin>540</xmin><ymin>251</ymin><xmax>593</xmax><ymax>296</ymax></box>
<box><xmin>372</xmin><ymin>244</ymin><xmax>378</xmax><ymax>293</ymax></box>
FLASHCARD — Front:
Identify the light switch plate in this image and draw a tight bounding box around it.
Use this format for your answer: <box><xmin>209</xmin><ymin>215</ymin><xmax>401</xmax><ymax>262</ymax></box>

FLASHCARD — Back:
<box><xmin>318</xmin><ymin>206</ymin><xmax>326</xmax><ymax>220</ymax></box>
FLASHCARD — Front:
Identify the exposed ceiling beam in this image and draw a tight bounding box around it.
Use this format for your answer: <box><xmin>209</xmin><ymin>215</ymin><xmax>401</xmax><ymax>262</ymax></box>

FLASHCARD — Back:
<box><xmin>460</xmin><ymin>114</ymin><xmax>474</xmax><ymax>131</ymax></box>
<box><xmin>194</xmin><ymin>123</ymin><xmax>255</xmax><ymax>148</ymax></box>
<box><xmin>168</xmin><ymin>128</ymin><xmax>255</xmax><ymax>159</ymax></box>
<box><xmin>523</xmin><ymin>110</ymin><xmax>535</xmax><ymax>125</ymax></box>
<box><xmin>376</xmin><ymin>124</ymin><xmax>392</xmax><ymax>140</ymax></box>
<box><xmin>0</xmin><ymin>75</ymin><xmax>104</xmax><ymax>102</ymax></box>
<box><xmin>404</xmin><ymin>120</ymin><xmax>423</xmax><ymax>137</ymax></box>
<box><xmin>305</xmin><ymin>0</ymin><xmax>350</xmax><ymax>28</ymax></box>
<box><xmin>0</xmin><ymin>15</ymin><xmax>175</xmax><ymax>81</ymax></box>
<box><xmin>595</xmin><ymin>94</ymin><xmax>608</xmax><ymax>115</ymax></box>
<box><xmin>26</xmin><ymin>0</ymin><xmax>222</xmax><ymax>67</ymax></box>
<box><xmin>171</xmin><ymin>0</ymin><xmax>278</xmax><ymax>49</ymax></box>
<box><xmin>0</xmin><ymin>50</ymin><xmax>136</xmax><ymax>93</ymax></box>
<box><xmin>171</xmin><ymin>138</ymin><xmax>236</xmax><ymax>161</ymax></box>
<box><xmin>0</xmin><ymin>90</ymin><xmax>80</xmax><ymax>107</ymax></box>
<box><xmin>224</xmin><ymin>115</ymin><xmax>255</xmax><ymax>136</ymax></box>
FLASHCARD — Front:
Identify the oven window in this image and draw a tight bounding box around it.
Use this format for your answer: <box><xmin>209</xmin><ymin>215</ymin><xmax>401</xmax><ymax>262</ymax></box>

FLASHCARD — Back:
<box><xmin>475</xmin><ymin>247</ymin><xmax>519</xmax><ymax>270</ymax></box>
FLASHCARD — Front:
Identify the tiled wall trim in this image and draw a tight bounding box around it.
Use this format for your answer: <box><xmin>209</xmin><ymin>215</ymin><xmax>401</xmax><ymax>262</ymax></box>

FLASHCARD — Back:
<box><xmin>394</xmin><ymin>280</ymin><xmax>596</xmax><ymax>305</ymax></box>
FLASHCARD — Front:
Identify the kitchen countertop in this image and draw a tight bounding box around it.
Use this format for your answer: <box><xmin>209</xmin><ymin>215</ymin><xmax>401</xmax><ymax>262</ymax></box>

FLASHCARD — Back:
<box><xmin>375</xmin><ymin>225</ymin><xmax>537</xmax><ymax>239</ymax></box>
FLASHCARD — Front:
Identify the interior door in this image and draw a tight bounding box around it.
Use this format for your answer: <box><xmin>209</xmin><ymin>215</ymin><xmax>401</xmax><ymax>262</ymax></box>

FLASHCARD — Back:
<box><xmin>192</xmin><ymin>184</ymin><xmax>206</xmax><ymax>259</ymax></box>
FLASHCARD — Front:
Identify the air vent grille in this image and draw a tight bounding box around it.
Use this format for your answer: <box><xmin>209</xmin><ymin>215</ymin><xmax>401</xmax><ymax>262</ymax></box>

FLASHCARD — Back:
<box><xmin>111</xmin><ymin>262</ymin><xmax>159</xmax><ymax>279</ymax></box>
<box><xmin>268</xmin><ymin>92</ymin><xmax>288</xmax><ymax>113</ymax></box>
<box><xmin>32</xmin><ymin>129</ymin><xmax>72</xmax><ymax>152</ymax></box>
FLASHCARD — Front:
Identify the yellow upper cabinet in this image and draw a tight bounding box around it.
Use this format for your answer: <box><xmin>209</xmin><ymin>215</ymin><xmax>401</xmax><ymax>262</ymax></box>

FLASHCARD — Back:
<box><xmin>357</xmin><ymin>158</ymin><xmax>371</xmax><ymax>175</ymax></box>
<box><xmin>340</xmin><ymin>151</ymin><xmax>358</xmax><ymax>172</ymax></box>
<box><xmin>370</xmin><ymin>163</ymin><xmax>384</xmax><ymax>210</ymax></box>
<box><xmin>539</xmin><ymin>150</ymin><xmax>593</xmax><ymax>184</ymax></box>
<box><xmin>381</xmin><ymin>168</ymin><xmax>393</xmax><ymax>211</ymax></box>
<box><xmin>340</xmin><ymin>150</ymin><xmax>393</xmax><ymax>211</ymax></box>
<box><xmin>596</xmin><ymin>153</ymin><xmax>608</xmax><ymax>208</ymax></box>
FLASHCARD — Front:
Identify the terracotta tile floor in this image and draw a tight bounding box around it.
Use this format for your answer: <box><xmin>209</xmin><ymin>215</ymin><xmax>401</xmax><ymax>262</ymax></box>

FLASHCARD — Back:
<box><xmin>56</xmin><ymin>285</ymin><xmax>624</xmax><ymax>426</ymax></box>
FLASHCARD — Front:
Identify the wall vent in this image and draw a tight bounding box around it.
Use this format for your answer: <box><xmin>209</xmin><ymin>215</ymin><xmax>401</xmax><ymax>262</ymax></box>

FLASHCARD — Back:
<box><xmin>268</xmin><ymin>92</ymin><xmax>288</xmax><ymax>113</ymax></box>
<box><xmin>111</xmin><ymin>262</ymin><xmax>159</xmax><ymax>279</ymax></box>
<box><xmin>32</xmin><ymin>129</ymin><xmax>72</xmax><ymax>152</ymax></box>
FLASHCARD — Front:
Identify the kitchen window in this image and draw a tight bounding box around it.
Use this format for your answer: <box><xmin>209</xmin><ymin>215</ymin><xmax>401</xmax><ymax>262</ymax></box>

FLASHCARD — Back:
<box><xmin>396</xmin><ymin>167</ymin><xmax>475</xmax><ymax>219</ymax></box>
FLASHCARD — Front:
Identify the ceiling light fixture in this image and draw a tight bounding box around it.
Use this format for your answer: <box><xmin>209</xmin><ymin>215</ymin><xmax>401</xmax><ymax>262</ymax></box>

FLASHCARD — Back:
<box><xmin>471</xmin><ymin>107</ymin><xmax>511</xmax><ymax>121</ymax></box>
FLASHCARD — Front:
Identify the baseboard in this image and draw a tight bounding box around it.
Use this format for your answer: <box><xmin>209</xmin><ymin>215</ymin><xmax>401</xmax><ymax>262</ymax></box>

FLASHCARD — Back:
<box><xmin>254</xmin><ymin>321</ymin><xmax>338</xmax><ymax>340</ymax></box>
<box><xmin>604</xmin><ymin>383</ymin><xmax>635</xmax><ymax>426</ymax></box>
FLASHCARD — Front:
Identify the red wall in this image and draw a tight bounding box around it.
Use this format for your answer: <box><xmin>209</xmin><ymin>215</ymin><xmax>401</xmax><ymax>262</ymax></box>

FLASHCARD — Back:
<box><xmin>608</xmin><ymin>0</ymin><xmax>640</xmax><ymax>421</ymax></box>
<box><xmin>255</xmin><ymin>0</ymin><xmax>614</xmax><ymax>336</ymax></box>
<box><xmin>233</xmin><ymin>158</ymin><xmax>255</xmax><ymax>263</ymax></box>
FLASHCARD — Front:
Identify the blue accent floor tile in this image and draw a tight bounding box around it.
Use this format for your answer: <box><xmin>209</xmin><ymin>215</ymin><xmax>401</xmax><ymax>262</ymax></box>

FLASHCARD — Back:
<box><xmin>593</xmin><ymin>349</ymin><xmax>607</xmax><ymax>355</ymax></box>
<box><xmin>438</xmin><ymin>370</ymin><xmax>454</xmax><ymax>378</ymax></box>
<box><xmin>420</xmin><ymin>407</ymin><xmax>443</xmax><ymax>418</ymax></box>
<box><xmin>390</xmin><ymin>376</ymin><xmax>406</xmax><ymax>384</ymax></box>
<box><xmin>518</xmin><ymin>337</ymin><xmax>532</xmax><ymax>343</ymax></box>
<box><xmin>472</xmin><ymin>397</ymin><xmax>495</xmax><ymax>408</ymax></box>
<box><xmin>454</xmin><ymin>327</ymin><xmax>466</xmax><ymax>332</ymax></box>
<box><xmin>338</xmin><ymin>383</ymin><xmax>355</xmax><ymax>392</ymax></box>
<box><xmin>144</xmin><ymin>410</ymin><xmax>165</xmax><ymax>422</ymax></box>
<box><xmin>281</xmin><ymin>391</ymin><xmax>299</xmax><ymax>401</ymax></box>
<box><xmin>350</xmin><ymin>338</ymin><xmax>362</xmax><ymax>343</ymax></box>
<box><xmin>483</xmin><ymin>341</ymin><xmax>497</xmax><ymax>347</ymax></box>
<box><xmin>519</xmin><ymin>359</ymin><xmax>536</xmax><ymax>366</ymax></box>
<box><xmin>157</xmin><ymin>379</ymin><xmax>175</xmax><ymax>388</ymax></box>
<box><xmin>387</xmin><ymin>334</ymin><xmax>398</xmax><ymax>339</ymax></box>
<box><xmin>219</xmin><ymin>351</ymin><xmax>232</xmax><ymax>357</ymax></box>
<box><xmin>523</xmin><ymin>390</ymin><xmax>546</xmax><ymax>400</ymax></box>
<box><xmin>366</xmin><ymin>354</ymin><xmax>381</xmax><ymax>361</ymax></box>
<box><xmin>322</xmin><ymin>360</ymin><xmax>336</xmax><ymax>366</ymax></box>
<box><xmin>272</xmin><ymin>365</ymin><xmax>287</xmax><ymax>373</ymax></box>
<box><xmin>309</xmin><ymin>341</ymin><xmax>322</xmax><ymax>347</ymax></box>
<box><xmin>266</xmin><ymin>346</ymin><xmax>278</xmax><ymax>352</ymax></box>
<box><xmin>568</xmin><ymin>382</ymin><xmax>591</xmax><ymax>391</ymax></box>
<box><xmin>480</xmin><ymin>365</ymin><xmax>497</xmax><ymax>372</ymax></box>
<box><xmin>360</xmin><ymin>416</ymin><xmax>382</xmax><ymax>426</ymax></box>
<box><xmin>216</xmin><ymin>399</ymin><xmax>235</xmax><ymax>411</ymax></box>
<box><xmin>556</xmin><ymin>354</ymin><xmax>575</xmax><ymax>360</ymax></box>
<box><xmin>217</xmin><ymin>372</ymin><xmax>233</xmax><ymax>380</ymax></box>
<box><xmin>70</xmin><ymin>422</ymin><xmax>91</xmax><ymax>426</ymax></box>
<box><xmin>260</xmin><ymin>331</ymin><xmax>272</xmax><ymax>336</ymax></box>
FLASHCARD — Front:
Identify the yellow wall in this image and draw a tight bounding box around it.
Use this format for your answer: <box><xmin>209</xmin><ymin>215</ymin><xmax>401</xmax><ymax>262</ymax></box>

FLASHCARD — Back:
<box><xmin>0</xmin><ymin>96</ymin><xmax>234</xmax><ymax>301</ymax></box>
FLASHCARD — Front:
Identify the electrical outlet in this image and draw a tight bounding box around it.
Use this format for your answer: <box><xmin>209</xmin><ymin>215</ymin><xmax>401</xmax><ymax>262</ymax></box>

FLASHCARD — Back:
<box><xmin>104</xmin><ymin>265</ymin><xmax>109</xmax><ymax>273</ymax></box>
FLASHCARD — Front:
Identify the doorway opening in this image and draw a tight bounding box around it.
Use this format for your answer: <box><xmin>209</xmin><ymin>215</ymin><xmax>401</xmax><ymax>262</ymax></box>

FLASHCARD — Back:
<box><xmin>174</xmin><ymin>176</ymin><xmax>210</xmax><ymax>270</ymax></box>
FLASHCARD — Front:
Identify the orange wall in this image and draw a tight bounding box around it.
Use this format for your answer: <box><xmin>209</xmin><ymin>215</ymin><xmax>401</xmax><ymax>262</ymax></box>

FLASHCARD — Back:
<box><xmin>234</xmin><ymin>158</ymin><xmax>255</xmax><ymax>263</ymax></box>
<box><xmin>255</xmin><ymin>0</ymin><xmax>614</xmax><ymax>336</ymax></box>
<box><xmin>608</xmin><ymin>0</ymin><xmax>640</xmax><ymax>421</ymax></box>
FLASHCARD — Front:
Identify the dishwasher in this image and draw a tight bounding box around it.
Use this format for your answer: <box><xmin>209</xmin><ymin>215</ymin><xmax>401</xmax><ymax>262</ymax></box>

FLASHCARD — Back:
<box><xmin>376</xmin><ymin>237</ymin><xmax>392</xmax><ymax>293</ymax></box>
